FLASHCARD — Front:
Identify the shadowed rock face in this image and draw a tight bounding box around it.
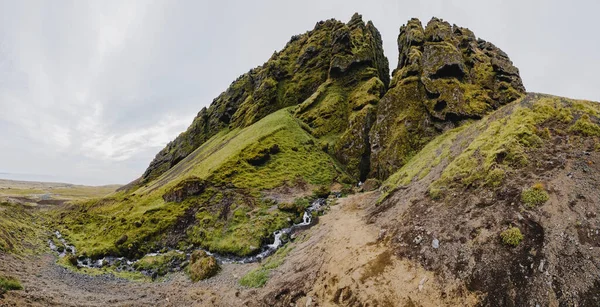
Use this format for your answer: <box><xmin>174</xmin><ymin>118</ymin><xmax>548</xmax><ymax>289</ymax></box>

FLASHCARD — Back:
<box><xmin>369</xmin><ymin>17</ymin><xmax>525</xmax><ymax>179</ymax></box>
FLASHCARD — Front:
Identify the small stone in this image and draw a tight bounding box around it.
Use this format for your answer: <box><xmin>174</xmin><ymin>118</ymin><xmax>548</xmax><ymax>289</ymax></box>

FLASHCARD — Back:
<box><xmin>305</xmin><ymin>296</ymin><xmax>313</xmax><ymax>307</ymax></box>
<box><xmin>414</xmin><ymin>235</ymin><xmax>423</xmax><ymax>245</ymax></box>
<box><xmin>418</xmin><ymin>276</ymin><xmax>428</xmax><ymax>291</ymax></box>
<box><xmin>432</xmin><ymin>238</ymin><xmax>440</xmax><ymax>249</ymax></box>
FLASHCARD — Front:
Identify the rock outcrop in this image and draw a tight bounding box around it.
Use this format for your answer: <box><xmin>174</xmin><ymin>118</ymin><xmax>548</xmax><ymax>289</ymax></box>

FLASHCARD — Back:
<box><xmin>295</xmin><ymin>13</ymin><xmax>389</xmax><ymax>180</ymax></box>
<box><xmin>369</xmin><ymin>17</ymin><xmax>525</xmax><ymax>179</ymax></box>
<box><xmin>142</xmin><ymin>14</ymin><xmax>388</xmax><ymax>184</ymax></box>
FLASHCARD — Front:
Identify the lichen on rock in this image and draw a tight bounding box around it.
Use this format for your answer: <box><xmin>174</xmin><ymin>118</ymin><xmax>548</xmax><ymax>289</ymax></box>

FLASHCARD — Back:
<box><xmin>369</xmin><ymin>17</ymin><xmax>526</xmax><ymax>179</ymax></box>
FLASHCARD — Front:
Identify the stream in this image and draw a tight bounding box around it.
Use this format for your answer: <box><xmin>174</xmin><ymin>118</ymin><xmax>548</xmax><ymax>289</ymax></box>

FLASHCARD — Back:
<box><xmin>48</xmin><ymin>198</ymin><xmax>327</xmax><ymax>276</ymax></box>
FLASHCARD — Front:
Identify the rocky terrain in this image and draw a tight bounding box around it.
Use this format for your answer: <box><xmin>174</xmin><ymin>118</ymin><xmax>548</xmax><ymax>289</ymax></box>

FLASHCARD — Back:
<box><xmin>2</xmin><ymin>13</ymin><xmax>600</xmax><ymax>307</ymax></box>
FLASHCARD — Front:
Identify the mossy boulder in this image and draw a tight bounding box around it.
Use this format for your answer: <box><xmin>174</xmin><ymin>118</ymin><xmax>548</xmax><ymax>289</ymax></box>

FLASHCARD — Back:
<box><xmin>188</xmin><ymin>250</ymin><xmax>219</xmax><ymax>281</ymax></box>
<box><xmin>369</xmin><ymin>17</ymin><xmax>526</xmax><ymax>179</ymax></box>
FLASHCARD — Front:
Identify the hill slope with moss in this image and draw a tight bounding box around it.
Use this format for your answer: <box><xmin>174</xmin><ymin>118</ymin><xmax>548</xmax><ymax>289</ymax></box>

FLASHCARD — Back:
<box><xmin>370</xmin><ymin>93</ymin><xmax>600</xmax><ymax>305</ymax></box>
<box><xmin>3</xmin><ymin>14</ymin><xmax>600</xmax><ymax>307</ymax></box>
<box><xmin>52</xmin><ymin>15</ymin><xmax>528</xmax><ymax>262</ymax></box>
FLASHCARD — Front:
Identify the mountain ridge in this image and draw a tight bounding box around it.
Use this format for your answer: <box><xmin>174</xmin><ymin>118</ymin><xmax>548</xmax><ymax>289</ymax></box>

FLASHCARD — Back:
<box><xmin>33</xmin><ymin>13</ymin><xmax>600</xmax><ymax>306</ymax></box>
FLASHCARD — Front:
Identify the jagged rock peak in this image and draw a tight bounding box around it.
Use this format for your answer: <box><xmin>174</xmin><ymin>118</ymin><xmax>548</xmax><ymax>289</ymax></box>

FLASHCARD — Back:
<box><xmin>139</xmin><ymin>13</ymin><xmax>389</xmax><ymax>184</ymax></box>
<box><xmin>369</xmin><ymin>17</ymin><xmax>526</xmax><ymax>179</ymax></box>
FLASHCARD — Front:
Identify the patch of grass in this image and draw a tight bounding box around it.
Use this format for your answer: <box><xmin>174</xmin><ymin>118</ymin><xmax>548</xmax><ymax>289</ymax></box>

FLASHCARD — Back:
<box><xmin>239</xmin><ymin>243</ymin><xmax>293</xmax><ymax>288</ymax></box>
<box><xmin>500</xmin><ymin>227</ymin><xmax>524</xmax><ymax>247</ymax></box>
<box><xmin>133</xmin><ymin>251</ymin><xmax>187</xmax><ymax>277</ymax></box>
<box><xmin>0</xmin><ymin>202</ymin><xmax>46</xmax><ymax>254</ymax></box>
<box><xmin>521</xmin><ymin>183</ymin><xmax>549</xmax><ymax>208</ymax></box>
<box><xmin>0</xmin><ymin>275</ymin><xmax>22</xmax><ymax>294</ymax></box>
<box><xmin>568</xmin><ymin>114</ymin><xmax>600</xmax><ymax>137</ymax></box>
<box><xmin>384</xmin><ymin>123</ymin><xmax>469</xmax><ymax>189</ymax></box>
<box><xmin>429</xmin><ymin>95</ymin><xmax>578</xmax><ymax>191</ymax></box>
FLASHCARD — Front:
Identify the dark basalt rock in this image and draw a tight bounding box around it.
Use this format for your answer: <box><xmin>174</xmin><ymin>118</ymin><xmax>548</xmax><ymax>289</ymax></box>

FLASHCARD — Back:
<box><xmin>162</xmin><ymin>177</ymin><xmax>207</xmax><ymax>203</ymax></box>
<box><xmin>295</xmin><ymin>13</ymin><xmax>389</xmax><ymax>180</ymax></box>
<box><xmin>141</xmin><ymin>14</ymin><xmax>387</xmax><ymax>185</ymax></box>
<box><xmin>369</xmin><ymin>17</ymin><xmax>526</xmax><ymax>179</ymax></box>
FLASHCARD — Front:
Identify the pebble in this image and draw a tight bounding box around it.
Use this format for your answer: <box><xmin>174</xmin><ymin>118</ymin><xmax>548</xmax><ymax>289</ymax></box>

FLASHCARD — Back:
<box><xmin>432</xmin><ymin>238</ymin><xmax>439</xmax><ymax>249</ymax></box>
<box><xmin>418</xmin><ymin>276</ymin><xmax>428</xmax><ymax>291</ymax></box>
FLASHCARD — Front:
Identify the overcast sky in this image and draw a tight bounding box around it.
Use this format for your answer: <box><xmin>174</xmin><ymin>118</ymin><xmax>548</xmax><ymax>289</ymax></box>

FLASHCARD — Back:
<box><xmin>0</xmin><ymin>0</ymin><xmax>598</xmax><ymax>185</ymax></box>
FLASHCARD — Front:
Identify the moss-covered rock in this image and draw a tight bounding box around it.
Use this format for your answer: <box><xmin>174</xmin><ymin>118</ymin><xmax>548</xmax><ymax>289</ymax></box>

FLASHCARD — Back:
<box><xmin>369</xmin><ymin>17</ymin><xmax>526</xmax><ymax>179</ymax></box>
<box><xmin>295</xmin><ymin>13</ymin><xmax>389</xmax><ymax>180</ymax></box>
<box><xmin>139</xmin><ymin>13</ymin><xmax>388</xmax><ymax>185</ymax></box>
<box><xmin>188</xmin><ymin>250</ymin><xmax>219</xmax><ymax>281</ymax></box>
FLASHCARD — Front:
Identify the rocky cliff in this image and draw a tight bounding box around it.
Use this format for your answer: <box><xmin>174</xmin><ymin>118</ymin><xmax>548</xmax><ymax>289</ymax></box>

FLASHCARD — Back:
<box><xmin>142</xmin><ymin>13</ymin><xmax>388</xmax><ymax>183</ymax></box>
<box><xmin>369</xmin><ymin>18</ymin><xmax>525</xmax><ymax>179</ymax></box>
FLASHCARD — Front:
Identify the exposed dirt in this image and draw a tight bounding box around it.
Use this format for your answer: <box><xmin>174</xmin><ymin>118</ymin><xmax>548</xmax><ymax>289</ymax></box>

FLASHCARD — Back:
<box><xmin>371</xmin><ymin>115</ymin><xmax>600</xmax><ymax>306</ymax></box>
<box><xmin>0</xmin><ymin>192</ymin><xmax>477</xmax><ymax>306</ymax></box>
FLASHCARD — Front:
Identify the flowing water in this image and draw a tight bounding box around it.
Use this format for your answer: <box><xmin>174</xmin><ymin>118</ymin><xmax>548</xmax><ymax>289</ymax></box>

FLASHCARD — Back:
<box><xmin>48</xmin><ymin>198</ymin><xmax>328</xmax><ymax>275</ymax></box>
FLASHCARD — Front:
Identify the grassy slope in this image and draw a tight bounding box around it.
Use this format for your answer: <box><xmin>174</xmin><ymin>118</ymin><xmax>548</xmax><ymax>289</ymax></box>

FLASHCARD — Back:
<box><xmin>0</xmin><ymin>202</ymin><xmax>47</xmax><ymax>254</ymax></box>
<box><xmin>55</xmin><ymin>108</ymin><xmax>346</xmax><ymax>259</ymax></box>
<box><xmin>384</xmin><ymin>93</ymin><xmax>600</xmax><ymax>196</ymax></box>
<box><xmin>0</xmin><ymin>179</ymin><xmax>119</xmax><ymax>201</ymax></box>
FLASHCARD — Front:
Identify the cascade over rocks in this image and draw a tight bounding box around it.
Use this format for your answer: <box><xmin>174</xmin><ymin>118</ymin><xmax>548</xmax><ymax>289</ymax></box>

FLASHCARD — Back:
<box><xmin>369</xmin><ymin>17</ymin><xmax>525</xmax><ymax>179</ymax></box>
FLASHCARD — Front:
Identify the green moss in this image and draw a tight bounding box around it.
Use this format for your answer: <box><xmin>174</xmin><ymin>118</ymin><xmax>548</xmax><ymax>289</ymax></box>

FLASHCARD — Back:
<box><xmin>0</xmin><ymin>202</ymin><xmax>46</xmax><ymax>255</ymax></box>
<box><xmin>188</xmin><ymin>250</ymin><xmax>219</xmax><ymax>281</ymax></box>
<box><xmin>521</xmin><ymin>184</ymin><xmax>549</xmax><ymax>208</ymax></box>
<box><xmin>568</xmin><ymin>114</ymin><xmax>600</xmax><ymax>136</ymax></box>
<box><xmin>133</xmin><ymin>251</ymin><xmax>187</xmax><ymax>277</ymax></box>
<box><xmin>0</xmin><ymin>275</ymin><xmax>22</xmax><ymax>294</ymax></box>
<box><xmin>384</xmin><ymin>124</ymin><xmax>468</xmax><ymax>189</ymax></box>
<box><xmin>484</xmin><ymin>168</ymin><xmax>505</xmax><ymax>187</ymax></box>
<box><xmin>239</xmin><ymin>244</ymin><xmax>293</xmax><ymax>288</ymax></box>
<box><xmin>430</xmin><ymin>96</ymin><xmax>575</xmax><ymax>191</ymax></box>
<box><xmin>54</xmin><ymin>108</ymin><xmax>346</xmax><ymax>259</ymax></box>
<box><xmin>500</xmin><ymin>227</ymin><xmax>524</xmax><ymax>247</ymax></box>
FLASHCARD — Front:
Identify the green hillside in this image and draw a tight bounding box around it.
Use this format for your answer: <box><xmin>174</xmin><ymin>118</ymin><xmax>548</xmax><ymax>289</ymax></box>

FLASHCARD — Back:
<box><xmin>54</xmin><ymin>108</ymin><xmax>346</xmax><ymax>259</ymax></box>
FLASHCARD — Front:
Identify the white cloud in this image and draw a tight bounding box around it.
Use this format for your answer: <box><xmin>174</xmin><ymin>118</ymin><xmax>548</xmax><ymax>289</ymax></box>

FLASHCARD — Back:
<box><xmin>0</xmin><ymin>0</ymin><xmax>599</xmax><ymax>185</ymax></box>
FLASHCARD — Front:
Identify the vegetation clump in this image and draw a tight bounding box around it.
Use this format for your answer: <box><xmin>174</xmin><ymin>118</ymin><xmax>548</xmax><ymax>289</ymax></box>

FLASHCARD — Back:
<box><xmin>134</xmin><ymin>251</ymin><xmax>187</xmax><ymax>277</ymax></box>
<box><xmin>0</xmin><ymin>275</ymin><xmax>23</xmax><ymax>295</ymax></box>
<box><xmin>500</xmin><ymin>227</ymin><xmax>524</xmax><ymax>247</ymax></box>
<box><xmin>187</xmin><ymin>251</ymin><xmax>219</xmax><ymax>282</ymax></box>
<box><xmin>0</xmin><ymin>202</ymin><xmax>45</xmax><ymax>254</ymax></box>
<box><xmin>239</xmin><ymin>244</ymin><xmax>293</xmax><ymax>288</ymax></box>
<box><xmin>521</xmin><ymin>183</ymin><xmax>549</xmax><ymax>208</ymax></box>
<box><xmin>568</xmin><ymin>114</ymin><xmax>600</xmax><ymax>136</ymax></box>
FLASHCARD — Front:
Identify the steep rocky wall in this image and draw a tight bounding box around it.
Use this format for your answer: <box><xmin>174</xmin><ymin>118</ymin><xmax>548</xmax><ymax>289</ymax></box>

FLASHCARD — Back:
<box><xmin>369</xmin><ymin>17</ymin><xmax>525</xmax><ymax>179</ymax></box>
<box><xmin>294</xmin><ymin>13</ymin><xmax>389</xmax><ymax>180</ymax></box>
<box><xmin>141</xmin><ymin>15</ymin><xmax>526</xmax><ymax>186</ymax></box>
<box><xmin>141</xmin><ymin>16</ymin><xmax>370</xmax><ymax>183</ymax></box>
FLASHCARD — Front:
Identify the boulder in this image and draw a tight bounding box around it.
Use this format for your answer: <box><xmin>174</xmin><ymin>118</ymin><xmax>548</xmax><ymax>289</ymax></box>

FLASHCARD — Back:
<box><xmin>188</xmin><ymin>250</ymin><xmax>219</xmax><ymax>281</ymax></box>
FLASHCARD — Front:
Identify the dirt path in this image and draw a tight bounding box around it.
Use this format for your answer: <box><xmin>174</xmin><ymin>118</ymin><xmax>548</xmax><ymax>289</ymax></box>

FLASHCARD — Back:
<box><xmin>1</xmin><ymin>192</ymin><xmax>472</xmax><ymax>306</ymax></box>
